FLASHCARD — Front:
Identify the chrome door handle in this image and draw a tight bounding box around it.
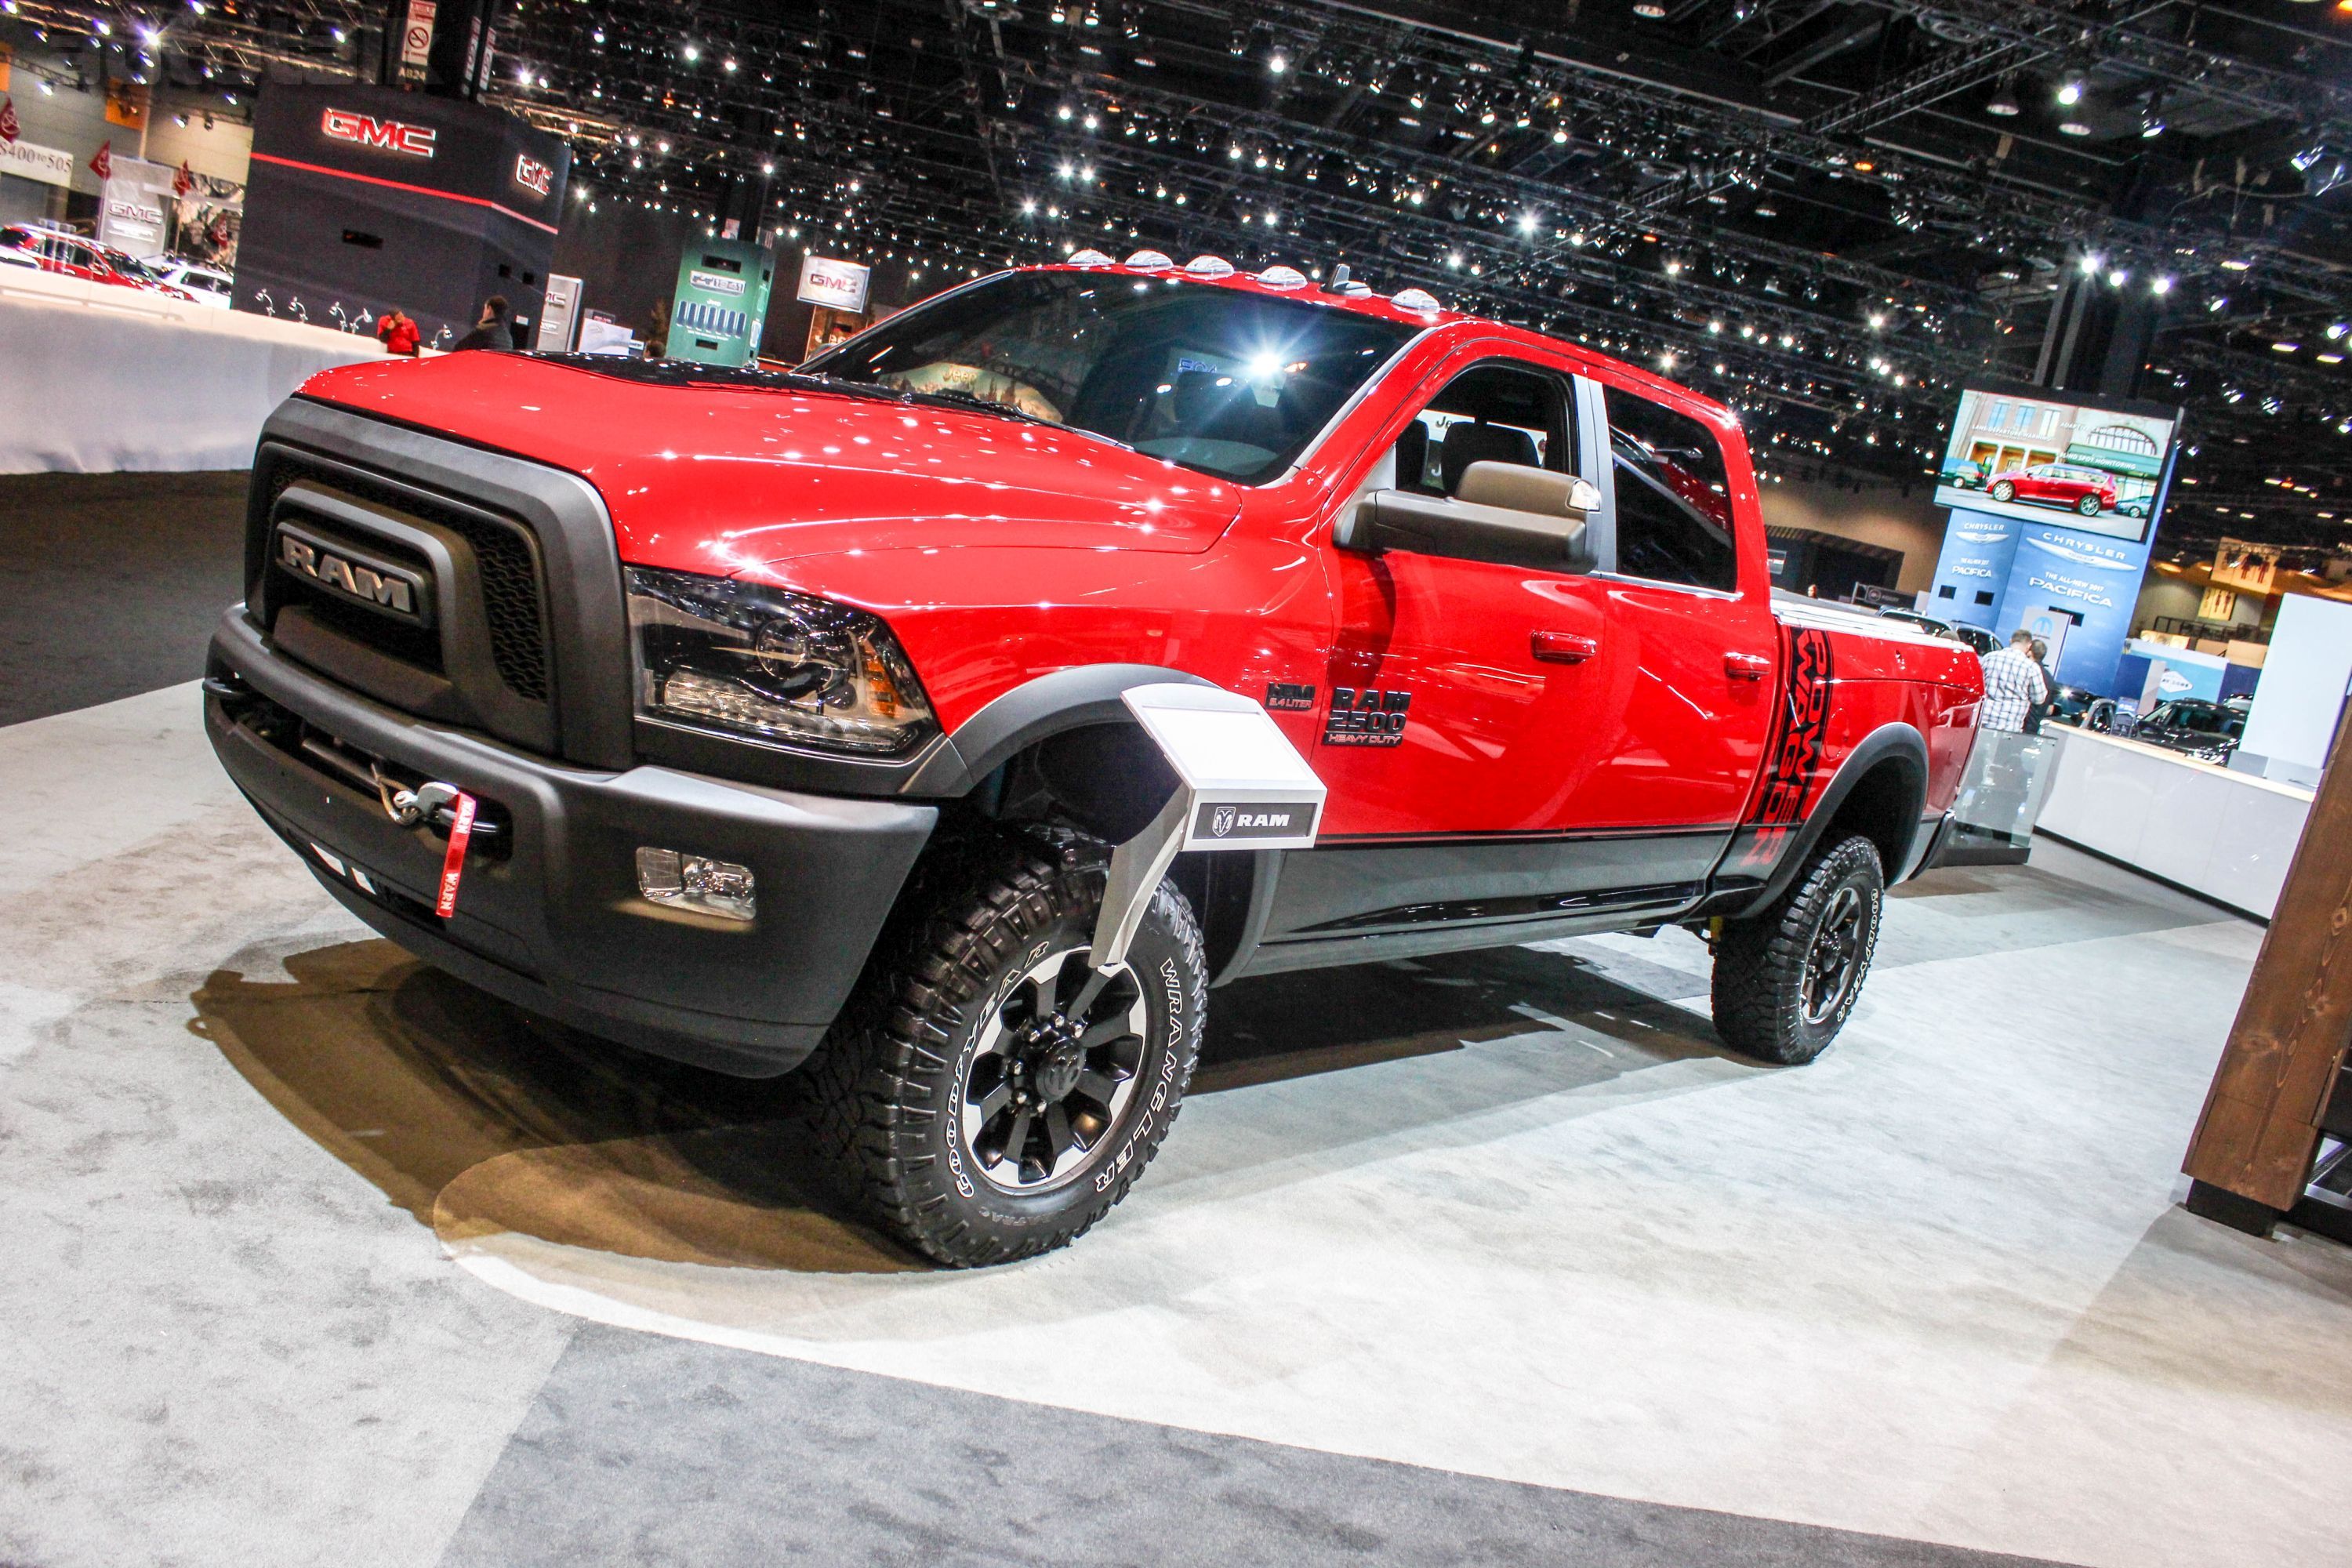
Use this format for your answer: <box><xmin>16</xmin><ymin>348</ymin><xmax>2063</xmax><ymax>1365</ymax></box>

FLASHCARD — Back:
<box><xmin>1532</xmin><ymin>631</ymin><xmax>1600</xmax><ymax>664</ymax></box>
<box><xmin>1724</xmin><ymin>651</ymin><xmax>1772</xmax><ymax>681</ymax></box>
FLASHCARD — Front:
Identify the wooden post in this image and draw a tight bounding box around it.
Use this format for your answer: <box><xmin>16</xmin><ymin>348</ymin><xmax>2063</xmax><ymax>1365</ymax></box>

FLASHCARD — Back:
<box><xmin>2182</xmin><ymin>707</ymin><xmax>2352</xmax><ymax>1233</ymax></box>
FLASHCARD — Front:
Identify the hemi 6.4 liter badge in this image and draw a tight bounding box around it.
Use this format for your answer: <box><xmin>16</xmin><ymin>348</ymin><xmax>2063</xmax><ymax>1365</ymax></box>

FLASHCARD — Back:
<box><xmin>274</xmin><ymin>523</ymin><xmax>431</xmax><ymax>626</ymax></box>
<box><xmin>1194</xmin><ymin>802</ymin><xmax>1312</xmax><ymax>841</ymax></box>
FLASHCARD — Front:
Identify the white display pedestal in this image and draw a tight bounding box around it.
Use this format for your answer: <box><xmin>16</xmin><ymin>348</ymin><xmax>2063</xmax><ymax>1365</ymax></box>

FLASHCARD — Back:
<box><xmin>2034</xmin><ymin>724</ymin><xmax>2314</xmax><ymax>920</ymax></box>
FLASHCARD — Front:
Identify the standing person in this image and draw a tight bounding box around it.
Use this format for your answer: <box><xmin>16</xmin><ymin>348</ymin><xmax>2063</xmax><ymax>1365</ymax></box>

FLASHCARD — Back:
<box><xmin>452</xmin><ymin>296</ymin><xmax>511</xmax><ymax>351</ymax></box>
<box><xmin>376</xmin><ymin>308</ymin><xmax>420</xmax><ymax>358</ymax></box>
<box><xmin>1977</xmin><ymin>628</ymin><xmax>2050</xmax><ymax>735</ymax></box>
<box><xmin>645</xmin><ymin>296</ymin><xmax>671</xmax><ymax>359</ymax></box>
<box><xmin>2024</xmin><ymin>637</ymin><xmax>2058</xmax><ymax>734</ymax></box>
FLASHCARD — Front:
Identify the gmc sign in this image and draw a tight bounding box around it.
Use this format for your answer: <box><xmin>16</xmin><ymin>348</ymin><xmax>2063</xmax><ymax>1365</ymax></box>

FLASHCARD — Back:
<box><xmin>320</xmin><ymin>107</ymin><xmax>438</xmax><ymax>158</ymax></box>
<box><xmin>513</xmin><ymin>154</ymin><xmax>554</xmax><ymax>197</ymax></box>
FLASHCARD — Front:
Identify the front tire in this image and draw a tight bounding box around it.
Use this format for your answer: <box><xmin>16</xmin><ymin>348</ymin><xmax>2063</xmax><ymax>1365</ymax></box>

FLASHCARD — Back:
<box><xmin>1710</xmin><ymin>833</ymin><xmax>1884</xmax><ymax>1065</ymax></box>
<box><xmin>1990</xmin><ymin>480</ymin><xmax>2016</xmax><ymax>501</ymax></box>
<box><xmin>797</xmin><ymin>828</ymin><xmax>1206</xmax><ymax>1267</ymax></box>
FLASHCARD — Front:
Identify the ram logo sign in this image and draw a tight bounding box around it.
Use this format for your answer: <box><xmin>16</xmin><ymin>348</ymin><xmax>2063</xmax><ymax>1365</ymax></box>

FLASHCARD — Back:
<box><xmin>321</xmin><ymin>107</ymin><xmax>438</xmax><ymax>158</ymax></box>
<box><xmin>275</xmin><ymin>525</ymin><xmax>430</xmax><ymax>626</ymax></box>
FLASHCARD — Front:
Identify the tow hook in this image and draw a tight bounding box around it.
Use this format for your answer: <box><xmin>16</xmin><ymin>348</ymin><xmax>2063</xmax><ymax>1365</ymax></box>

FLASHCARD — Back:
<box><xmin>375</xmin><ymin>770</ymin><xmax>460</xmax><ymax>829</ymax></box>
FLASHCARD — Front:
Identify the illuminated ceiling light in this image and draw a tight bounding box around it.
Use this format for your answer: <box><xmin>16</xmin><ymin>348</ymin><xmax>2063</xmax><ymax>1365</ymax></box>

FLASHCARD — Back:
<box><xmin>2056</xmin><ymin>78</ymin><xmax>2083</xmax><ymax>106</ymax></box>
<box><xmin>1267</xmin><ymin>50</ymin><xmax>1287</xmax><ymax>74</ymax></box>
<box><xmin>2059</xmin><ymin>120</ymin><xmax>2092</xmax><ymax>137</ymax></box>
<box><xmin>2274</xmin><ymin>341</ymin><xmax>2301</xmax><ymax>352</ymax></box>
<box><xmin>1985</xmin><ymin>78</ymin><xmax>2020</xmax><ymax>117</ymax></box>
<box><xmin>2078</xmin><ymin>252</ymin><xmax>2101</xmax><ymax>275</ymax></box>
<box><xmin>2151</xmin><ymin>275</ymin><xmax>2173</xmax><ymax>295</ymax></box>
<box><xmin>1518</xmin><ymin>211</ymin><xmax>1540</xmax><ymax>234</ymax></box>
<box><xmin>1633</xmin><ymin>1</ymin><xmax>1666</xmax><ymax>16</ymax></box>
<box><xmin>681</xmin><ymin>42</ymin><xmax>699</xmax><ymax>62</ymax></box>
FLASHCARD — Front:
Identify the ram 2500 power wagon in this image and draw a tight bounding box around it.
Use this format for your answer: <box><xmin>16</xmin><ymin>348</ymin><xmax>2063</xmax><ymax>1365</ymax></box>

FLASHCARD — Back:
<box><xmin>205</xmin><ymin>254</ymin><xmax>1984</xmax><ymax>1265</ymax></box>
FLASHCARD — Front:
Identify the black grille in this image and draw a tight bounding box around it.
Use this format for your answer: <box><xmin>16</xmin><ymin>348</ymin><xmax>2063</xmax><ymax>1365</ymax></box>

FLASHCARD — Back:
<box><xmin>253</xmin><ymin>449</ymin><xmax>551</xmax><ymax>702</ymax></box>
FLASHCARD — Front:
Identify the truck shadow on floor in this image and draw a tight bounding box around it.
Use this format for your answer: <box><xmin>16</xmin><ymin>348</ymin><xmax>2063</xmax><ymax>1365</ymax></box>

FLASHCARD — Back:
<box><xmin>190</xmin><ymin>937</ymin><xmax>1749</xmax><ymax>1276</ymax></box>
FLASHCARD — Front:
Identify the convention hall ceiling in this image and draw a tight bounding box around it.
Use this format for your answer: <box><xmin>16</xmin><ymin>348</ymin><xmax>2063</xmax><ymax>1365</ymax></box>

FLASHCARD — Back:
<box><xmin>9</xmin><ymin>0</ymin><xmax>2352</xmax><ymax>557</ymax></box>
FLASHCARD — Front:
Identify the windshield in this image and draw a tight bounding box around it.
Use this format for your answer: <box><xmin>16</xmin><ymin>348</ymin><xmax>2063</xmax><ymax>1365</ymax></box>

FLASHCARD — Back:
<box><xmin>801</xmin><ymin>271</ymin><xmax>1418</xmax><ymax>482</ymax></box>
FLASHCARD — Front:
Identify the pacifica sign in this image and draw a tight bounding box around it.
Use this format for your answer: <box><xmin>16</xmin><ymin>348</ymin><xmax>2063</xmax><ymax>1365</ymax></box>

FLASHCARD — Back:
<box><xmin>320</xmin><ymin>107</ymin><xmax>439</xmax><ymax>158</ymax></box>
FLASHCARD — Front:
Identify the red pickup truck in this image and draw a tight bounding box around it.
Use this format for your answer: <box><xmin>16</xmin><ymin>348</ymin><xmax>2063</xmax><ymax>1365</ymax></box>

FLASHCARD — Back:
<box><xmin>205</xmin><ymin>256</ymin><xmax>1982</xmax><ymax>1265</ymax></box>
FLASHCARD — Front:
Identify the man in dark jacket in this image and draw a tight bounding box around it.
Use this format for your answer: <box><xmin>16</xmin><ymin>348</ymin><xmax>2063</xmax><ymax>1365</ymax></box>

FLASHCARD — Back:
<box><xmin>452</xmin><ymin>296</ymin><xmax>511</xmax><ymax>351</ymax></box>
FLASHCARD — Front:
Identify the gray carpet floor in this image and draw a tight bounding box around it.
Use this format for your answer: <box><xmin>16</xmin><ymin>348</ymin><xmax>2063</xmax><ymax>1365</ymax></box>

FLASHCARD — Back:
<box><xmin>437</xmin><ymin>1326</ymin><xmax>2072</xmax><ymax>1568</ymax></box>
<box><xmin>0</xmin><ymin>470</ymin><xmax>248</xmax><ymax>725</ymax></box>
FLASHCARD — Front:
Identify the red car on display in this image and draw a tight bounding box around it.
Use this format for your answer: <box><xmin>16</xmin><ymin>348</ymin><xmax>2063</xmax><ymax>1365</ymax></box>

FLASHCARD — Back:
<box><xmin>203</xmin><ymin>254</ymin><xmax>1984</xmax><ymax>1264</ymax></box>
<box><xmin>0</xmin><ymin>224</ymin><xmax>198</xmax><ymax>301</ymax></box>
<box><xmin>1984</xmin><ymin>461</ymin><xmax>2118</xmax><ymax>516</ymax></box>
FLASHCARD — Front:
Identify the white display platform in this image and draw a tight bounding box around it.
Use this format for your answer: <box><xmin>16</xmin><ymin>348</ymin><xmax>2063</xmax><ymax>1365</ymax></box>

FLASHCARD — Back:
<box><xmin>0</xmin><ymin>266</ymin><xmax>390</xmax><ymax>474</ymax></box>
<box><xmin>2034</xmin><ymin>724</ymin><xmax>2314</xmax><ymax>920</ymax></box>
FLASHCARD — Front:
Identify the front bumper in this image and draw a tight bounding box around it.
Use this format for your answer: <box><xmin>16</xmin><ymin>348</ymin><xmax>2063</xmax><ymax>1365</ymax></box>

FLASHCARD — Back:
<box><xmin>205</xmin><ymin>608</ymin><xmax>936</xmax><ymax>1076</ymax></box>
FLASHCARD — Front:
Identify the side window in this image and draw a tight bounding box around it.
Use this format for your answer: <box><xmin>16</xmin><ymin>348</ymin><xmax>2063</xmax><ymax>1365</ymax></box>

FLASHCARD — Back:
<box><xmin>1393</xmin><ymin>361</ymin><xmax>1573</xmax><ymax>497</ymax></box>
<box><xmin>1605</xmin><ymin>387</ymin><xmax>1738</xmax><ymax>593</ymax></box>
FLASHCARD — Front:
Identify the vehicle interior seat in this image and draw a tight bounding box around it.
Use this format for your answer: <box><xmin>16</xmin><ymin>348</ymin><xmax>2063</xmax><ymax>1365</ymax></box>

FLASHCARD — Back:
<box><xmin>1438</xmin><ymin>421</ymin><xmax>1541</xmax><ymax>496</ymax></box>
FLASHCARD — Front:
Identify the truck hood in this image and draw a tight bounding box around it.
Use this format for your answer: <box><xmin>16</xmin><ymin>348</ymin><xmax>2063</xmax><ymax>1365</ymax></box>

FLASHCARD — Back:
<box><xmin>298</xmin><ymin>353</ymin><xmax>1244</xmax><ymax>571</ymax></box>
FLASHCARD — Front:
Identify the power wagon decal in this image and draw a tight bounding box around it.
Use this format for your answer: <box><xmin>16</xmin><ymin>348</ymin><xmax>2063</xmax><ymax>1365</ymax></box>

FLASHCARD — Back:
<box><xmin>1751</xmin><ymin>626</ymin><xmax>1834</xmax><ymax>831</ymax></box>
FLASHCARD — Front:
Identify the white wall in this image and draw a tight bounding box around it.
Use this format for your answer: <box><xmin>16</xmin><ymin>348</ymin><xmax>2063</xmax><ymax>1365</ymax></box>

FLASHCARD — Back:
<box><xmin>1757</xmin><ymin>473</ymin><xmax>1947</xmax><ymax>592</ymax></box>
<box><xmin>2239</xmin><ymin>594</ymin><xmax>2352</xmax><ymax>787</ymax></box>
<box><xmin>0</xmin><ymin>267</ymin><xmax>383</xmax><ymax>473</ymax></box>
<box><xmin>0</xmin><ymin>77</ymin><xmax>252</xmax><ymax>199</ymax></box>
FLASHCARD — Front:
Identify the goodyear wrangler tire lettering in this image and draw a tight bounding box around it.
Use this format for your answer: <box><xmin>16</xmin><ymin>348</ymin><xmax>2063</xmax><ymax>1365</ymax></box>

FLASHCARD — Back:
<box><xmin>795</xmin><ymin>827</ymin><xmax>1206</xmax><ymax>1268</ymax></box>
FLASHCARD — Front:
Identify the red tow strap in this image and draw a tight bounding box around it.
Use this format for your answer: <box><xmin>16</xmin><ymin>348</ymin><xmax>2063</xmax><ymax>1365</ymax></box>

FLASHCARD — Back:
<box><xmin>434</xmin><ymin>791</ymin><xmax>478</xmax><ymax>918</ymax></box>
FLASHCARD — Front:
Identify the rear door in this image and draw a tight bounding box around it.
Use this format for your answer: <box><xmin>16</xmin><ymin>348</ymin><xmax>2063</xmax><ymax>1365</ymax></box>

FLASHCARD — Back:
<box><xmin>1581</xmin><ymin>377</ymin><xmax>1780</xmax><ymax>837</ymax></box>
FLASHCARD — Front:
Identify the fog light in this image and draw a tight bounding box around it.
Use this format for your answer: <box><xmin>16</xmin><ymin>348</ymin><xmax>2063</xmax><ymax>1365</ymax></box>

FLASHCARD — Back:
<box><xmin>635</xmin><ymin>846</ymin><xmax>756</xmax><ymax>921</ymax></box>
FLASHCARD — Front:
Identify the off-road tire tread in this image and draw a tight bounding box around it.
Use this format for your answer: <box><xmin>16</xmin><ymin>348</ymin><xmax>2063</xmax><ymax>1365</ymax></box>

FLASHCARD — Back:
<box><xmin>797</xmin><ymin>826</ymin><xmax>1206</xmax><ymax>1268</ymax></box>
<box><xmin>1711</xmin><ymin>833</ymin><xmax>1883</xmax><ymax>1066</ymax></box>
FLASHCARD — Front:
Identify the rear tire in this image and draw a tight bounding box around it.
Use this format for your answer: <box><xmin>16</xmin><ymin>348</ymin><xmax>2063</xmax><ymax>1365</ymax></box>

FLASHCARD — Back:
<box><xmin>1710</xmin><ymin>833</ymin><xmax>1883</xmax><ymax>1066</ymax></box>
<box><xmin>797</xmin><ymin>827</ymin><xmax>1206</xmax><ymax>1268</ymax></box>
<box><xmin>2076</xmin><ymin>494</ymin><xmax>2103</xmax><ymax>516</ymax></box>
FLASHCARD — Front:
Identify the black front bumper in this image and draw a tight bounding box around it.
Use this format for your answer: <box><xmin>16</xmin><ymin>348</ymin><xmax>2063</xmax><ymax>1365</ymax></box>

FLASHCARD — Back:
<box><xmin>205</xmin><ymin>608</ymin><xmax>937</xmax><ymax>1076</ymax></box>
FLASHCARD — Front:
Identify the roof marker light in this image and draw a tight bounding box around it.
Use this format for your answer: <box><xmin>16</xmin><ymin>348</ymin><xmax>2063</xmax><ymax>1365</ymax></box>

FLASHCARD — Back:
<box><xmin>1123</xmin><ymin>249</ymin><xmax>1174</xmax><ymax>268</ymax></box>
<box><xmin>1392</xmin><ymin>288</ymin><xmax>1442</xmax><ymax>313</ymax></box>
<box><xmin>1258</xmin><ymin>264</ymin><xmax>1308</xmax><ymax>288</ymax></box>
<box><xmin>1185</xmin><ymin>255</ymin><xmax>1236</xmax><ymax>278</ymax></box>
<box><xmin>1067</xmin><ymin>249</ymin><xmax>1115</xmax><ymax>267</ymax></box>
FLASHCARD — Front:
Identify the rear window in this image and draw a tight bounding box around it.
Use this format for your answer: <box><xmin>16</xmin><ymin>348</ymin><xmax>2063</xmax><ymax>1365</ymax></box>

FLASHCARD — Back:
<box><xmin>1605</xmin><ymin>387</ymin><xmax>1737</xmax><ymax>593</ymax></box>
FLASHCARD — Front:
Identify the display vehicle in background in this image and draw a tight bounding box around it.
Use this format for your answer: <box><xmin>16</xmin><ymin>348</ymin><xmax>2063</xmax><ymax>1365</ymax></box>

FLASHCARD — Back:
<box><xmin>2122</xmin><ymin>697</ymin><xmax>2245</xmax><ymax>763</ymax></box>
<box><xmin>1877</xmin><ymin>607</ymin><xmax>1999</xmax><ymax>656</ymax></box>
<box><xmin>204</xmin><ymin>254</ymin><xmax>1984</xmax><ymax>1265</ymax></box>
<box><xmin>1984</xmin><ymin>462</ymin><xmax>2118</xmax><ymax>516</ymax></box>
<box><xmin>153</xmin><ymin>258</ymin><xmax>234</xmax><ymax>308</ymax></box>
<box><xmin>0</xmin><ymin>224</ymin><xmax>198</xmax><ymax>301</ymax></box>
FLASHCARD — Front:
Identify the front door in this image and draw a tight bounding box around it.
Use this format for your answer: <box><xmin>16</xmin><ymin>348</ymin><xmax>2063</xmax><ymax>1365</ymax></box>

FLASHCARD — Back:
<box><xmin>1255</xmin><ymin>352</ymin><xmax>1666</xmax><ymax>951</ymax></box>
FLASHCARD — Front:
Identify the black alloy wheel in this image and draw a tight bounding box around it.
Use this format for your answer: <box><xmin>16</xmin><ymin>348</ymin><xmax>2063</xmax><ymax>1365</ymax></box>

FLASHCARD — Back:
<box><xmin>1710</xmin><ymin>833</ymin><xmax>1885</xmax><ymax>1066</ymax></box>
<box><xmin>797</xmin><ymin>827</ymin><xmax>1206</xmax><ymax>1267</ymax></box>
<box><xmin>960</xmin><ymin>947</ymin><xmax>1149</xmax><ymax>1192</ymax></box>
<box><xmin>1799</xmin><ymin>884</ymin><xmax>1867</xmax><ymax>1025</ymax></box>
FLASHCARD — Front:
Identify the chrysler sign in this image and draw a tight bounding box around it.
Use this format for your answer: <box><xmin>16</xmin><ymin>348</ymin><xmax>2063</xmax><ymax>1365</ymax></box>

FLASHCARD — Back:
<box><xmin>321</xmin><ymin>107</ymin><xmax>438</xmax><ymax>158</ymax></box>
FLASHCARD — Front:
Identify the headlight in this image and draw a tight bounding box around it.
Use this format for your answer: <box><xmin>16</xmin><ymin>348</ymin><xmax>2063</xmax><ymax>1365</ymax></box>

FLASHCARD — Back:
<box><xmin>626</xmin><ymin>566</ymin><xmax>937</xmax><ymax>757</ymax></box>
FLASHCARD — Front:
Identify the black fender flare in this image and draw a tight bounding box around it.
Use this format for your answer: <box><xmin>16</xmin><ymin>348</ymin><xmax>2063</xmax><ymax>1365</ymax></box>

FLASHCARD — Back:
<box><xmin>902</xmin><ymin>662</ymin><xmax>1216</xmax><ymax>797</ymax></box>
<box><xmin>1731</xmin><ymin>721</ymin><xmax>1930</xmax><ymax>916</ymax></box>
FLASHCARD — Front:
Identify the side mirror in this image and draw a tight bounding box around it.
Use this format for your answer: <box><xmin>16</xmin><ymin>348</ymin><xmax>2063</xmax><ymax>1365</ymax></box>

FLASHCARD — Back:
<box><xmin>1339</xmin><ymin>461</ymin><xmax>1598</xmax><ymax>572</ymax></box>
